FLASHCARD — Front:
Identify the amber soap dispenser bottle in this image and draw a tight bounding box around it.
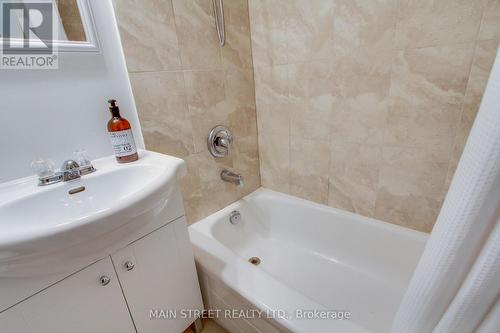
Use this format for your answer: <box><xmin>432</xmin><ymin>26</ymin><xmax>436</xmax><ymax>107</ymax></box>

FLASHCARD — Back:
<box><xmin>107</xmin><ymin>99</ymin><xmax>138</xmax><ymax>163</ymax></box>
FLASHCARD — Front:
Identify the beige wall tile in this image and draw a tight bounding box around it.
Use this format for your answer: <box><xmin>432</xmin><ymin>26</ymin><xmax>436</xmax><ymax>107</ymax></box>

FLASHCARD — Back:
<box><xmin>221</xmin><ymin>0</ymin><xmax>253</xmax><ymax>69</ymax></box>
<box><xmin>248</xmin><ymin>0</ymin><xmax>289</xmax><ymax>66</ymax></box>
<box><xmin>329</xmin><ymin>143</ymin><xmax>382</xmax><ymax>216</ymax></box>
<box><xmin>287</xmin><ymin>0</ymin><xmax>335</xmax><ymax>63</ymax></box>
<box><xmin>184</xmin><ymin>70</ymin><xmax>226</xmax><ymax>116</ymax></box>
<box><xmin>225</xmin><ymin>68</ymin><xmax>257</xmax><ymax>109</ymax></box>
<box><xmin>172</xmin><ymin>0</ymin><xmax>222</xmax><ymax>69</ymax></box>
<box><xmin>253</xmin><ymin>64</ymin><xmax>289</xmax><ymax>107</ymax></box>
<box><xmin>257</xmin><ymin>103</ymin><xmax>290</xmax><ymax>193</ymax></box>
<box><xmin>333</xmin><ymin>0</ymin><xmax>398</xmax><ymax>77</ymax></box>
<box><xmin>249</xmin><ymin>0</ymin><xmax>496</xmax><ymax>233</ymax></box>
<box><xmin>119</xmin><ymin>1</ymin><xmax>260</xmax><ymax>225</ymax></box>
<box><xmin>290</xmin><ymin>138</ymin><xmax>329</xmax><ymax>204</ymax></box>
<box><xmin>184</xmin><ymin>70</ymin><xmax>226</xmax><ymax>153</ymax></box>
<box><xmin>288</xmin><ymin>60</ymin><xmax>336</xmax><ymax>101</ymax></box>
<box><xmin>130</xmin><ymin>71</ymin><xmax>194</xmax><ymax>157</ymax></box>
<box><xmin>386</xmin><ymin>43</ymin><xmax>474</xmax><ymax>151</ymax></box>
<box><xmin>259</xmin><ymin>130</ymin><xmax>290</xmax><ymax>194</ymax></box>
<box><xmin>115</xmin><ymin>0</ymin><xmax>181</xmax><ymax>72</ymax></box>
<box><xmin>395</xmin><ymin>0</ymin><xmax>483</xmax><ymax>49</ymax></box>
<box><xmin>331</xmin><ymin>74</ymin><xmax>390</xmax><ymax>145</ymax></box>
<box><xmin>374</xmin><ymin>147</ymin><xmax>450</xmax><ymax>232</ymax></box>
<box><xmin>120</xmin><ymin>0</ymin><xmax>500</xmax><ymax>232</ymax></box>
<box><xmin>290</xmin><ymin>99</ymin><xmax>332</xmax><ymax>142</ymax></box>
<box><xmin>287</xmin><ymin>61</ymin><xmax>336</xmax><ymax>141</ymax></box>
<box><xmin>445</xmin><ymin>38</ymin><xmax>500</xmax><ymax>188</ymax></box>
<box><xmin>478</xmin><ymin>0</ymin><xmax>500</xmax><ymax>40</ymax></box>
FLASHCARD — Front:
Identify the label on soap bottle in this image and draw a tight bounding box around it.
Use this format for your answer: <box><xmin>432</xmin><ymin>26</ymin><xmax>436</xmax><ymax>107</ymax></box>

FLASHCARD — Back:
<box><xmin>109</xmin><ymin>129</ymin><xmax>137</xmax><ymax>157</ymax></box>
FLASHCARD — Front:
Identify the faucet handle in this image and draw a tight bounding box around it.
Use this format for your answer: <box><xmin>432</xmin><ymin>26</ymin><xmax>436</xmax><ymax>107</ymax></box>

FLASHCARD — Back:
<box><xmin>31</xmin><ymin>158</ymin><xmax>56</xmax><ymax>178</ymax></box>
<box><xmin>208</xmin><ymin>126</ymin><xmax>233</xmax><ymax>158</ymax></box>
<box><xmin>73</xmin><ymin>149</ymin><xmax>91</xmax><ymax>167</ymax></box>
<box><xmin>31</xmin><ymin>158</ymin><xmax>63</xmax><ymax>186</ymax></box>
<box><xmin>73</xmin><ymin>149</ymin><xmax>96</xmax><ymax>175</ymax></box>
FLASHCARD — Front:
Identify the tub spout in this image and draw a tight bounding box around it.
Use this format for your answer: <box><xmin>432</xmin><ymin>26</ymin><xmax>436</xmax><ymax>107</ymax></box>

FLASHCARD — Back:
<box><xmin>221</xmin><ymin>170</ymin><xmax>244</xmax><ymax>187</ymax></box>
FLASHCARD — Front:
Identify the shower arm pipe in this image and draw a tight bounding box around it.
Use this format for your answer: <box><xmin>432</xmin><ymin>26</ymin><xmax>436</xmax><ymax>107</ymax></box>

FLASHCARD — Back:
<box><xmin>212</xmin><ymin>0</ymin><xmax>225</xmax><ymax>47</ymax></box>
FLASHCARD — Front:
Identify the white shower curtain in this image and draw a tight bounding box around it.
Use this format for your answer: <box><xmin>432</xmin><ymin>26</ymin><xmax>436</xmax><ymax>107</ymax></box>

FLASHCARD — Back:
<box><xmin>391</xmin><ymin>47</ymin><xmax>500</xmax><ymax>333</ymax></box>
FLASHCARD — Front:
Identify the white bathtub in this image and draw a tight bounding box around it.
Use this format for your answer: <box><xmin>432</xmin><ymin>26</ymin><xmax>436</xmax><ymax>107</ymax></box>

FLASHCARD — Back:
<box><xmin>189</xmin><ymin>188</ymin><xmax>428</xmax><ymax>333</ymax></box>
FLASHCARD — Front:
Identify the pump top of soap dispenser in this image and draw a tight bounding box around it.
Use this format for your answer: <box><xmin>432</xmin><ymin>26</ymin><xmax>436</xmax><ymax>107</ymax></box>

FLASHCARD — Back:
<box><xmin>108</xmin><ymin>99</ymin><xmax>120</xmax><ymax>117</ymax></box>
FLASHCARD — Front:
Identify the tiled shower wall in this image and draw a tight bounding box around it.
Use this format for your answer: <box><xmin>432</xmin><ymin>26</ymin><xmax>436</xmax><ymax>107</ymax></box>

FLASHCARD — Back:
<box><xmin>115</xmin><ymin>0</ymin><xmax>260</xmax><ymax>224</ymax></box>
<box><xmin>249</xmin><ymin>0</ymin><xmax>500</xmax><ymax>232</ymax></box>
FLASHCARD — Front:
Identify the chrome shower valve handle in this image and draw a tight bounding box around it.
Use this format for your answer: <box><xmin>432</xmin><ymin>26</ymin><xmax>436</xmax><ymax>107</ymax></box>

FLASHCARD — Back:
<box><xmin>208</xmin><ymin>125</ymin><xmax>233</xmax><ymax>158</ymax></box>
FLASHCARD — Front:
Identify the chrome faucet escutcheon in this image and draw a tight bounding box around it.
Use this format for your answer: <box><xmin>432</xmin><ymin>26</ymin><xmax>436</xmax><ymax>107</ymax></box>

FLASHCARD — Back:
<box><xmin>61</xmin><ymin>160</ymin><xmax>81</xmax><ymax>182</ymax></box>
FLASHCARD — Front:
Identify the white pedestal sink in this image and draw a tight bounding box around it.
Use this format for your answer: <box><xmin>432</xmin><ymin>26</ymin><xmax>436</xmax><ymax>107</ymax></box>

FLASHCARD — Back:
<box><xmin>0</xmin><ymin>150</ymin><xmax>186</xmax><ymax>277</ymax></box>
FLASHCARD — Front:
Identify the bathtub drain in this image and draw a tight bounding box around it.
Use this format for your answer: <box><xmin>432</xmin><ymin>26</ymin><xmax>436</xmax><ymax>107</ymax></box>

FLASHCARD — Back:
<box><xmin>248</xmin><ymin>257</ymin><xmax>261</xmax><ymax>266</ymax></box>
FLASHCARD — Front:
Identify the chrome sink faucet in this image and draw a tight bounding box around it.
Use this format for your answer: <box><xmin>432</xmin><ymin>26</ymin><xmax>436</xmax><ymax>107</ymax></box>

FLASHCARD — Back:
<box><xmin>32</xmin><ymin>151</ymin><xmax>96</xmax><ymax>186</ymax></box>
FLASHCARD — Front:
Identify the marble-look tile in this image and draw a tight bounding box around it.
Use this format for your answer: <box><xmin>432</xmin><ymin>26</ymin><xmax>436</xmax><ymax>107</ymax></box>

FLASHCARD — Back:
<box><xmin>385</xmin><ymin>43</ymin><xmax>474</xmax><ymax>151</ymax></box>
<box><xmin>119</xmin><ymin>0</ymin><xmax>260</xmax><ymax>226</ymax></box>
<box><xmin>232</xmin><ymin>135</ymin><xmax>261</xmax><ymax>193</ymax></box>
<box><xmin>333</xmin><ymin>0</ymin><xmax>398</xmax><ymax>77</ymax></box>
<box><xmin>185</xmin><ymin>68</ymin><xmax>257</xmax><ymax>154</ymax></box>
<box><xmin>253</xmin><ymin>64</ymin><xmax>289</xmax><ymax>107</ymax></box>
<box><xmin>225</xmin><ymin>68</ymin><xmax>257</xmax><ymax>110</ymax></box>
<box><xmin>221</xmin><ymin>0</ymin><xmax>253</xmax><ymax>69</ymax></box>
<box><xmin>257</xmin><ymin>103</ymin><xmax>290</xmax><ymax>193</ymax></box>
<box><xmin>331</xmin><ymin>74</ymin><xmax>390</xmax><ymax>145</ymax></box>
<box><xmin>329</xmin><ymin>143</ymin><xmax>382</xmax><ymax>216</ymax></box>
<box><xmin>290</xmin><ymin>99</ymin><xmax>332</xmax><ymax>142</ymax></box>
<box><xmin>478</xmin><ymin>0</ymin><xmax>500</xmax><ymax>40</ymax></box>
<box><xmin>287</xmin><ymin>0</ymin><xmax>334</xmax><ymax>63</ymax></box>
<box><xmin>395</xmin><ymin>0</ymin><xmax>484</xmax><ymax>49</ymax></box>
<box><xmin>184</xmin><ymin>70</ymin><xmax>226</xmax><ymax>116</ymax></box>
<box><xmin>374</xmin><ymin>146</ymin><xmax>450</xmax><ymax>232</ymax></box>
<box><xmin>172</xmin><ymin>0</ymin><xmax>222</xmax><ymax>69</ymax></box>
<box><xmin>184</xmin><ymin>70</ymin><xmax>226</xmax><ymax>153</ymax></box>
<box><xmin>461</xmin><ymin>40</ymin><xmax>499</xmax><ymax>123</ymax></box>
<box><xmin>183</xmin><ymin>146</ymin><xmax>260</xmax><ymax>224</ymax></box>
<box><xmin>290</xmin><ymin>138</ymin><xmax>330</xmax><ymax>204</ymax></box>
<box><xmin>256</xmin><ymin>102</ymin><xmax>290</xmax><ymax>138</ymax></box>
<box><xmin>182</xmin><ymin>152</ymin><xmax>228</xmax><ymax>224</ymax></box>
<box><xmin>115</xmin><ymin>0</ymin><xmax>181</xmax><ymax>72</ymax></box>
<box><xmin>288</xmin><ymin>60</ymin><xmax>336</xmax><ymax>101</ymax></box>
<box><xmin>288</xmin><ymin>61</ymin><xmax>335</xmax><ymax>141</ymax></box>
<box><xmin>445</xmin><ymin>39</ymin><xmax>500</xmax><ymax>188</ymax></box>
<box><xmin>129</xmin><ymin>71</ymin><xmax>194</xmax><ymax>157</ymax></box>
<box><xmin>248</xmin><ymin>0</ymin><xmax>288</xmax><ymax>66</ymax></box>
<box><xmin>246</xmin><ymin>0</ymin><xmax>499</xmax><ymax>233</ymax></box>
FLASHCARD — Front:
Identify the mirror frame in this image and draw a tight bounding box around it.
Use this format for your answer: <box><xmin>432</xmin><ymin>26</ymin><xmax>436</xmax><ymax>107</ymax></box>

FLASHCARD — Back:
<box><xmin>0</xmin><ymin>0</ymin><xmax>100</xmax><ymax>53</ymax></box>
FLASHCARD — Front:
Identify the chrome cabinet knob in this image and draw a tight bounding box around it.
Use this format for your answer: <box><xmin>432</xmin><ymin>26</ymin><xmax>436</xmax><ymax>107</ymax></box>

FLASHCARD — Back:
<box><xmin>124</xmin><ymin>261</ymin><xmax>135</xmax><ymax>271</ymax></box>
<box><xmin>99</xmin><ymin>275</ymin><xmax>111</xmax><ymax>286</ymax></box>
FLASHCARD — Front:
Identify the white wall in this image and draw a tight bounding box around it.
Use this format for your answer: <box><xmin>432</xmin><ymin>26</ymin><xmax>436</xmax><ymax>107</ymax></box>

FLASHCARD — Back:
<box><xmin>0</xmin><ymin>0</ymin><xmax>143</xmax><ymax>183</ymax></box>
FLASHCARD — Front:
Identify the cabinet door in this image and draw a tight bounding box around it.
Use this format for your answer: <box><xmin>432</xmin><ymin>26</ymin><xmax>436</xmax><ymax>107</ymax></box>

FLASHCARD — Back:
<box><xmin>112</xmin><ymin>217</ymin><xmax>203</xmax><ymax>333</ymax></box>
<box><xmin>0</xmin><ymin>257</ymin><xmax>136</xmax><ymax>333</ymax></box>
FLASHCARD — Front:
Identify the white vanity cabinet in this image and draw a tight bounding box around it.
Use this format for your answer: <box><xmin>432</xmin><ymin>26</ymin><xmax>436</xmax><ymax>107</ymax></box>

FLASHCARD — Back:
<box><xmin>0</xmin><ymin>217</ymin><xmax>203</xmax><ymax>333</ymax></box>
<box><xmin>112</xmin><ymin>217</ymin><xmax>203</xmax><ymax>333</ymax></box>
<box><xmin>0</xmin><ymin>257</ymin><xmax>136</xmax><ymax>333</ymax></box>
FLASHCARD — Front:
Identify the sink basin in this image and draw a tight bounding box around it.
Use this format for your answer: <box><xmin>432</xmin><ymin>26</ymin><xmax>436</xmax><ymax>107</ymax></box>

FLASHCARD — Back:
<box><xmin>0</xmin><ymin>150</ymin><xmax>186</xmax><ymax>276</ymax></box>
